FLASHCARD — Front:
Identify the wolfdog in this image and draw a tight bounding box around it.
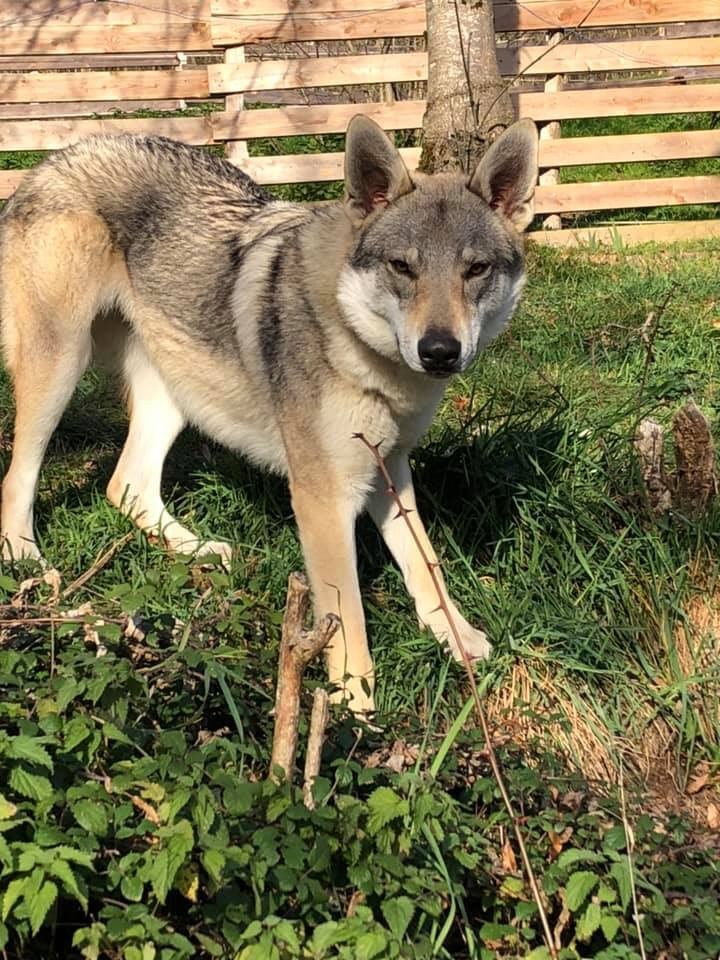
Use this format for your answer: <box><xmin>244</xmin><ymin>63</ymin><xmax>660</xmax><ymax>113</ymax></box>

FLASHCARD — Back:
<box><xmin>0</xmin><ymin>116</ymin><xmax>538</xmax><ymax>712</ymax></box>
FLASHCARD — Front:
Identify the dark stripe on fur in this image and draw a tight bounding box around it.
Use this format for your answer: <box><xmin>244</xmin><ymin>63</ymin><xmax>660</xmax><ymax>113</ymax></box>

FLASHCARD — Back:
<box><xmin>259</xmin><ymin>245</ymin><xmax>287</xmax><ymax>389</ymax></box>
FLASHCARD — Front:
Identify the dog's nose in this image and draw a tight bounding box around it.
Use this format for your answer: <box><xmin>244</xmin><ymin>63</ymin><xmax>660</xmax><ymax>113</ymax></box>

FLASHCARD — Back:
<box><xmin>418</xmin><ymin>331</ymin><xmax>461</xmax><ymax>373</ymax></box>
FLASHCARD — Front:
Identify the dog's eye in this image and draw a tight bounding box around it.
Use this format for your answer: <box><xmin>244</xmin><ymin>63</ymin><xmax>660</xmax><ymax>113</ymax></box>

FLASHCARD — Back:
<box><xmin>465</xmin><ymin>261</ymin><xmax>491</xmax><ymax>280</ymax></box>
<box><xmin>389</xmin><ymin>259</ymin><xmax>413</xmax><ymax>277</ymax></box>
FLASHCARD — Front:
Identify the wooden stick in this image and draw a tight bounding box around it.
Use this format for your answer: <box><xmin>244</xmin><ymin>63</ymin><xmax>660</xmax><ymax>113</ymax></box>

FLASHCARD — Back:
<box><xmin>61</xmin><ymin>532</ymin><xmax>134</xmax><ymax>600</ymax></box>
<box><xmin>672</xmin><ymin>400</ymin><xmax>717</xmax><ymax>518</ymax></box>
<box><xmin>303</xmin><ymin>688</ymin><xmax>330</xmax><ymax>810</ymax></box>
<box><xmin>634</xmin><ymin>419</ymin><xmax>672</xmax><ymax>515</ymax></box>
<box><xmin>269</xmin><ymin>573</ymin><xmax>338</xmax><ymax>783</ymax></box>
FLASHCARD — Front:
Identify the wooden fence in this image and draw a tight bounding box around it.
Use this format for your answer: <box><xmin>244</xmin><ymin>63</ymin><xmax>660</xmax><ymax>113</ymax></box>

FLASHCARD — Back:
<box><xmin>1</xmin><ymin>0</ymin><xmax>719</xmax><ymax>245</ymax></box>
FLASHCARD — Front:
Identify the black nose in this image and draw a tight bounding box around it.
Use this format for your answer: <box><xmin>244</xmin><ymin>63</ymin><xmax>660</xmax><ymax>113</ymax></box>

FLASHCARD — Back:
<box><xmin>418</xmin><ymin>330</ymin><xmax>461</xmax><ymax>373</ymax></box>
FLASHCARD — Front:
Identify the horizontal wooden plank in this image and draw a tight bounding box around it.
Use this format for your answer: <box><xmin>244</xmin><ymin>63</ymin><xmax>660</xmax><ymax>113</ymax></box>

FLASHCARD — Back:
<box><xmin>212</xmin><ymin>83</ymin><xmax>720</xmax><ymax>140</ymax></box>
<box><xmin>211</xmin><ymin>7</ymin><xmax>422</xmax><ymax>44</ymax></box>
<box><xmin>0</xmin><ymin>24</ymin><xmax>213</xmax><ymax>55</ymax></box>
<box><xmin>528</xmin><ymin>220</ymin><xmax>720</xmax><ymax>246</ymax></box>
<box><xmin>1</xmin><ymin>1</ymin><xmax>210</xmax><ymax>24</ymax></box>
<box><xmin>0</xmin><ymin>68</ymin><xmax>209</xmax><ymax>104</ymax></box>
<box><xmin>210</xmin><ymin>39</ymin><xmax>720</xmax><ymax>96</ymax></box>
<box><xmin>0</xmin><ymin>100</ymin><xmax>189</xmax><ymax>121</ymax></box>
<box><xmin>1</xmin><ymin>1</ymin><xmax>212</xmax><ymax>56</ymax></box>
<box><xmin>520</xmin><ymin>82</ymin><xmax>720</xmax><ymax>121</ymax></box>
<box><xmin>236</xmin><ymin>130</ymin><xmax>720</xmax><ymax>184</ymax></box>
<box><xmin>214</xmin><ymin>100</ymin><xmax>425</xmax><ymax>140</ymax></box>
<box><xmin>534</xmin><ymin>175</ymin><xmax>720</xmax><ymax>213</ymax></box>
<box><xmin>208</xmin><ymin>52</ymin><xmax>426</xmax><ymax>95</ymax></box>
<box><xmin>210</xmin><ymin>0</ymin><xmax>720</xmax><ymax>36</ymax></box>
<box><xmin>0</xmin><ymin>116</ymin><xmax>214</xmax><ymax>152</ymax></box>
<box><xmin>0</xmin><ymin>53</ymin><xmax>185</xmax><ymax>70</ymax></box>
<box><xmin>540</xmin><ymin>129</ymin><xmax>720</xmax><ymax>167</ymax></box>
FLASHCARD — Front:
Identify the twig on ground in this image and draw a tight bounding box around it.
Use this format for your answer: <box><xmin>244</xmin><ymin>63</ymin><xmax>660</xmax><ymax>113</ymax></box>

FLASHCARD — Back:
<box><xmin>269</xmin><ymin>572</ymin><xmax>339</xmax><ymax>783</ymax></box>
<box><xmin>61</xmin><ymin>531</ymin><xmax>135</xmax><ymax>599</ymax></box>
<box><xmin>303</xmin><ymin>688</ymin><xmax>330</xmax><ymax>809</ymax></box>
<box><xmin>355</xmin><ymin>432</ymin><xmax>558</xmax><ymax>960</ymax></box>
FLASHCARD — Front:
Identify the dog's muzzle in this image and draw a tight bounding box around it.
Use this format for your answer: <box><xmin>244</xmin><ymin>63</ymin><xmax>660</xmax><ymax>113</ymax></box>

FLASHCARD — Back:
<box><xmin>418</xmin><ymin>330</ymin><xmax>461</xmax><ymax>375</ymax></box>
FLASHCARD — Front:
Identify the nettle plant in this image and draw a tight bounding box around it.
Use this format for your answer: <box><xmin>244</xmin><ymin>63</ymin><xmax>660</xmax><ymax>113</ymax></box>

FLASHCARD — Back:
<box><xmin>1</xmin><ymin>565</ymin><xmax>719</xmax><ymax>960</ymax></box>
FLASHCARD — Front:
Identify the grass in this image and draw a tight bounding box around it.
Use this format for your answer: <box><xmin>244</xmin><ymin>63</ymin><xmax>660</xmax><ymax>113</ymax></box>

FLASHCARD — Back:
<box><xmin>2</xmin><ymin>241</ymin><xmax>720</xmax><ymax>768</ymax></box>
<box><xmin>2</xmin><ymin>239</ymin><xmax>720</xmax><ymax>958</ymax></box>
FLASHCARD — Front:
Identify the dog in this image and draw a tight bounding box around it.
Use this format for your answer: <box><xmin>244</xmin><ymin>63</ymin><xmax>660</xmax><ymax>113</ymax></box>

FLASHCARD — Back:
<box><xmin>0</xmin><ymin>115</ymin><xmax>538</xmax><ymax>712</ymax></box>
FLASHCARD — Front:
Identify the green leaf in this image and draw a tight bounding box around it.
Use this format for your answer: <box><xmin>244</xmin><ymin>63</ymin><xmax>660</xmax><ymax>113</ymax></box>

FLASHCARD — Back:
<box><xmin>223</xmin><ymin>781</ymin><xmax>255</xmax><ymax>815</ymax></box>
<box><xmin>102</xmin><ymin>721</ymin><xmax>132</xmax><ymax>745</ymax></box>
<box><xmin>63</xmin><ymin>717</ymin><xmax>93</xmax><ymax>752</ymax></box>
<box><xmin>48</xmin><ymin>859</ymin><xmax>88</xmax><ymax>910</ymax></box>
<box><xmin>0</xmin><ymin>795</ymin><xmax>17</xmax><ymax>820</ymax></box>
<box><xmin>576</xmin><ymin>901</ymin><xmax>602</xmax><ymax>941</ymax></box>
<box><xmin>7</xmin><ymin>736</ymin><xmax>53</xmax><ymax>771</ymax></box>
<box><xmin>565</xmin><ymin>870</ymin><xmax>598</xmax><ymax>912</ymax></box>
<box><xmin>72</xmin><ymin>799</ymin><xmax>108</xmax><ymax>836</ymax></box>
<box><xmin>195</xmin><ymin>933</ymin><xmax>224</xmax><ymax>957</ymax></box>
<box><xmin>239</xmin><ymin>920</ymin><xmax>262</xmax><ymax>941</ymax></box>
<box><xmin>201</xmin><ymin>849</ymin><xmax>225</xmax><ymax>885</ymax></box>
<box><xmin>381</xmin><ymin>896</ymin><xmax>415</xmax><ymax>940</ymax></box>
<box><xmin>600</xmin><ymin>913</ymin><xmax>621</xmax><ymax>942</ymax></box>
<box><xmin>356</xmin><ymin>930</ymin><xmax>388</xmax><ymax>960</ymax></box>
<box><xmin>556</xmin><ymin>848</ymin><xmax>606</xmax><ymax>870</ymax></box>
<box><xmin>121</xmin><ymin>875</ymin><xmax>144</xmax><ymax>902</ymax></box>
<box><xmin>9</xmin><ymin>765</ymin><xmax>53</xmax><ymax>801</ymax></box>
<box><xmin>1</xmin><ymin>878</ymin><xmax>26</xmax><ymax>921</ymax></box>
<box><xmin>56</xmin><ymin>679</ymin><xmax>83</xmax><ymax>713</ymax></box>
<box><xmin>273</xmin><ymin>920</ymin><xmax>300</xmax><ymax>950</ymax></box>
<box><xmin>311</xmin><ymin>921</ymin><xmax>339</xmax><ymax>953</ymax></box>
<box><xmin>366</xmin><ymin>787</ymin><xmax>409</xmax><ymax>835</ymax></box>
<box><xmin>151</xmin><ymin>822</ymin><xmax>193</xmax><ymax>905</ymax></box>
<box><xmin>479</xmin><ymin>922</ymin><xmax>515</xmax><ymax>943</ymax></box>
<box><xmin>150</xmin><ymin>848</ymin><xmax>173</xmax><ymax>904</ymax></box>
<box><xmin>28</xmin><ymin>879</ymin><xmax>58</xmax><ymax>935</ymax></box>
<box><xmin>610</xmin><ymin>861</ymin><xmax>632</xmax><ymax>911</ymax></box>
<box><xmin>56</xmin><ymin>846</ymin><xmax>94</xmax><ymax>867</ymax></box>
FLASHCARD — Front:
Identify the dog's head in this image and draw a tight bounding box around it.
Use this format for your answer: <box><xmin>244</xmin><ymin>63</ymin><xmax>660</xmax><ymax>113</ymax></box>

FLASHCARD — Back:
<box><xmin>337</xmin><ymin>116</ymin><xmax>538</xmax><ymax>377</ymax></box>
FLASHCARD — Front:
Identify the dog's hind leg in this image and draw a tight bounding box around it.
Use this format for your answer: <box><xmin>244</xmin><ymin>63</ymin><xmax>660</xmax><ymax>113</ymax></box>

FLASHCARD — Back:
<box><xmin>367</xmin><ymin>451</ymin><xmax>491</xmax><ymax>663</ymax></box>
<box><xmin>107</xmin><ymin>336</ymin><xmax>232</xmax><ymax>567</ymax></box>
<box><xmin>1</xmin><ymin>232</ymin><xmax>95</xmax><ymax>563</ymax></box>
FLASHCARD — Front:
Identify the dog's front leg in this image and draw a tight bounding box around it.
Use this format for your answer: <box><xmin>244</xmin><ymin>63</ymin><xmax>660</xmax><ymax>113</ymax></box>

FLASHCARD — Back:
<box><xmin>367</xmin><ymin>452</ymin><xmax>491</xmax><ymax>662</ymax></box>
<box><xmin>290</xmin><ymin>479</ymin><xmax>375</xmax><ymax>714</ymax></box>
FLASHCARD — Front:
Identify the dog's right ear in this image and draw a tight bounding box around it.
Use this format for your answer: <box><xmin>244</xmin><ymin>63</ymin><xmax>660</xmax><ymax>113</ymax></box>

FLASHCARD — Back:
<box><xmin>344</xmin><ymin>115</ymin><xmax>413</xmax><ymax>218</ymax></box>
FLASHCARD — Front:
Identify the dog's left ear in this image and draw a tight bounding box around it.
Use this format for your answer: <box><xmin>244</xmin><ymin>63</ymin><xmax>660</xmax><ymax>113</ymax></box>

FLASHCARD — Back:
<box><xmin>468</xmin><ymin>119</ymin><xmax>539</xmax><ymax>232</ymax></box>
<box><xmin>344</xmin><ymin>115</ymin><xmax>414</xmax><ymax>218</ymax></box>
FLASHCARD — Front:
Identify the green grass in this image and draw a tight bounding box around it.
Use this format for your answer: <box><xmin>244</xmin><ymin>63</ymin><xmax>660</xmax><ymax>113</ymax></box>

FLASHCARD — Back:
<box><xmin>2</xmin><ymin>240</ymin><xmax>720</xmax><ymax>958</ymax></box>
<box><xmin>3</xmin><ymin>240</ymin><xmax>720</xmax><ymax>758</ymax></box>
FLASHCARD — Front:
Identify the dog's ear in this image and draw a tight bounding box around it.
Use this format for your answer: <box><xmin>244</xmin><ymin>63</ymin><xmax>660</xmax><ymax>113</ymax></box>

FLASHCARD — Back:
<box><xmin>344</xmin><ymin>115</ymin><xmax>413</xmax><ymax>218</ymax></box>
<box><xmin>468</xmin><ymin>119</ymin><xmax>539</xmax><ymax>232</ymax></box>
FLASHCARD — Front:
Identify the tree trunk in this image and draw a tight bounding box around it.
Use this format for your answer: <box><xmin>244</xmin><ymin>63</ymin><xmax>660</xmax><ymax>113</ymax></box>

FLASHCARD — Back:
<box><xmin>419</xmin><ymin>0</ymin><xmax>514</xmax><ymax>174</ymax></box>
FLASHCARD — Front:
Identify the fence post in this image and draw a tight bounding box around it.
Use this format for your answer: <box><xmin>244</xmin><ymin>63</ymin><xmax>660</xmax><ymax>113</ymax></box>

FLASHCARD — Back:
<box><xmin>539</xmin><ymin>31</ymin><xmax>564</xmax><ymax>231</ymax></box>
<box><xmin>224</xmin><ymin>45</ymin><xmax>250</xmax><ymax>169</ymax></box>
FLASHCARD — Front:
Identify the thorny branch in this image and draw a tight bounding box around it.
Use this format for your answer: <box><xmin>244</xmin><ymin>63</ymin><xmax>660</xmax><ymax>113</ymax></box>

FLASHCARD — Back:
<box><xmin>355</xmin><ymin>432</ymin><xmax>558</xmax><ymax>960</ymax></box>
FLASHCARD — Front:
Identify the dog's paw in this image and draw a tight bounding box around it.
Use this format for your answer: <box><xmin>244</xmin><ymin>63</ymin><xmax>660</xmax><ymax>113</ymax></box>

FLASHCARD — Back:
<box><xmin>424</xmin><ymin>604</ymin><xmax>492</xmax><ymax>662</ymax></box>
<box><xmin>328</xmin><ymin>674</ymin><xmax>376</xmax><ymax>717</ymax></box>
<box><xmin>1</xmin><ymin>534</ymin><xmax>46</xmax><ymax>567</ymax></box>
<box><xmin>192</xmin><ymin>540</ymin><xmax>233</xmax><ymax>570</ymax></box>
